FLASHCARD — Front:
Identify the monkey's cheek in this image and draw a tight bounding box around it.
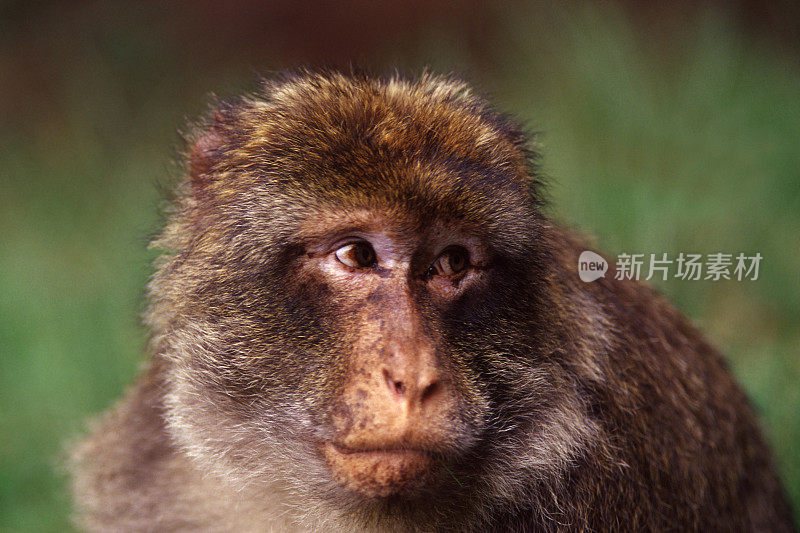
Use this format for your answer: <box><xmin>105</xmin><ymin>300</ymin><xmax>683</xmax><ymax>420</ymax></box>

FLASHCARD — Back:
<box><xmin>321</xmin><ymin>443</ymin><xmax>435</xmax><ymax>498</ymax></box>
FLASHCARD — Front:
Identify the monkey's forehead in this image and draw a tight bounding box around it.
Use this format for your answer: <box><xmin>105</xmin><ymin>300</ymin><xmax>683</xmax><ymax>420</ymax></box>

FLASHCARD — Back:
<box><xmin>181</xmin><ymin>72</ymin><xmax>545</xmax><ymax>257</ymax></box>
<box><xmin>212</xmin><ymin>143</ymin><xmax>539</xmax><ymax>256</ymax></box>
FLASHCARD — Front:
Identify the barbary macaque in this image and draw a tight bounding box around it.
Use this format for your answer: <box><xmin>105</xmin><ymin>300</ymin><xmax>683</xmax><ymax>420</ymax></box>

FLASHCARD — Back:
<box><xmin>70</xmin><ymin>70</ymin><xmax>795</xmax><ymax>532</ymax></box>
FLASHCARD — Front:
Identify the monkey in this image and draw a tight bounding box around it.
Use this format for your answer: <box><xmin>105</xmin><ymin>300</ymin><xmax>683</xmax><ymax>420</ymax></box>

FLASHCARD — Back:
<box><xmin>69</xmin><ymin>69</ymin><xmax>795</xmax><ymax>532</ymax></box>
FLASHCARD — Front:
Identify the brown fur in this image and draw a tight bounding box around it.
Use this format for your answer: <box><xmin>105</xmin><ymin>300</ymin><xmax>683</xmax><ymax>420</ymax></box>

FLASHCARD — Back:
<box><xmin>70</xmin><ymin>70</ymin><xmax>795</xmax><ymax>532</ymax></box>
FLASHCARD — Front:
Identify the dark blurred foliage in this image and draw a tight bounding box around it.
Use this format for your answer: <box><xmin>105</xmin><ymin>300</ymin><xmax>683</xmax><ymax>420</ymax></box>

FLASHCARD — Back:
<box><xmin>1</xmin><ymin>0</ymin><xmax>798</xmax><ymax>129</ymax></box>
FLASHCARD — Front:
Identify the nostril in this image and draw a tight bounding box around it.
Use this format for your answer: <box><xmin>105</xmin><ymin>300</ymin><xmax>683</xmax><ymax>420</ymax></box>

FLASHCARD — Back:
<box><xmin>381</xmin><ymin>367</ymin><xmax>442</xmax><ymax>404</ymax></box>
<box><xmin>420</xmin><ymin>381</ymin><xmax>440</xmax><ymax>404</ymax></box>
<box><xmin>383</xmin><ymin>368</ymin><xmax>406</xmax><ymax>396</ymax></box>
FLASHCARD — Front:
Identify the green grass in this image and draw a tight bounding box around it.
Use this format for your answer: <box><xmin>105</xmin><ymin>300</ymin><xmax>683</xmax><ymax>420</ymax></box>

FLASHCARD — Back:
<box><xmin>1</xmin><ymin>3</ymin><xmax>798</xmax><ymax>529</ymax></box>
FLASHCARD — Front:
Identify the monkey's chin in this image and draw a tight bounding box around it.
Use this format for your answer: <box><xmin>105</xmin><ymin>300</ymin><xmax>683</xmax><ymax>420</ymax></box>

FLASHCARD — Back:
<box><xmin>321</xmin><ymin>442</ymin><xmax>436</xmax><ymax>498</ymax></box>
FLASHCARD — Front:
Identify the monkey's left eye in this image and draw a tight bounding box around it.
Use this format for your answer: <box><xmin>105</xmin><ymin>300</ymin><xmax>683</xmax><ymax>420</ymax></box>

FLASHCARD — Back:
<box><xmin>335</xmin><ymin>242</ymin><xmax>377</xmax><ymax>269</ymax></box>
<box><xmin>429</xmin><ymin>247</ymin><xmax>470</xmax><ymax>277</ymax></box>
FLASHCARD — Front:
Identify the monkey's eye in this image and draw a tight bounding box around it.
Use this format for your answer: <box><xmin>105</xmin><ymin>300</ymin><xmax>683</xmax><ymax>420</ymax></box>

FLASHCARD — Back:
<box><xmin>334</xmin><ymin>242</ymin><xmax>377</xmax><ymax>269</ymax></box>
<box><xmin>429</xmin><ymin>247</ymin><xmax>470</xmax><ymax>277</ymax></box>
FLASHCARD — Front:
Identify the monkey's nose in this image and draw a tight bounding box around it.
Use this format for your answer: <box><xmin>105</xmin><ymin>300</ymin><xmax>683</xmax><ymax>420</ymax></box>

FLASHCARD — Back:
<box><xmin>381</xmin><ymin>354</ymin><xmax>444</xmax><ymax>411</ymax></box>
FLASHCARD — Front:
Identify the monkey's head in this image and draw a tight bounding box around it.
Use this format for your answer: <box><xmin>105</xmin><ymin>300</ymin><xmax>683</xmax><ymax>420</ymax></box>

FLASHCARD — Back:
<box><xmin>148</xmin><ymin>71</ymin><xmax>598</xmax><ymax>526</ymax></box>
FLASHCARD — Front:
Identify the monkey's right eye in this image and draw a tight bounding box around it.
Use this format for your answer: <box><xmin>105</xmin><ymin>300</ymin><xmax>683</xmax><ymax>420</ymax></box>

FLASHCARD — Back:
<box><xmin>334</xmin><ymin>242</ymin><xmax>377</xmax><ymax>269</ymax></box>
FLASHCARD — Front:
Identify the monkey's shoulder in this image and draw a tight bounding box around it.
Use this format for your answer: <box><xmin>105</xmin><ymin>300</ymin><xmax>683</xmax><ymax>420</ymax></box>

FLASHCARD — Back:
<box><xmin>70</xmin><ymin>363</ymin><xmax>202</xmax><ymax>531</ymax></box>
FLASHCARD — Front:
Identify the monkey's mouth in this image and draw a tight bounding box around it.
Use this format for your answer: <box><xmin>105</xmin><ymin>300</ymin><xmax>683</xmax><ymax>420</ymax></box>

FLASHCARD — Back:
<box><xmin>321</xmin><ymin>441</ymin><xmax>436</xmax><ymax>498</ymax></box>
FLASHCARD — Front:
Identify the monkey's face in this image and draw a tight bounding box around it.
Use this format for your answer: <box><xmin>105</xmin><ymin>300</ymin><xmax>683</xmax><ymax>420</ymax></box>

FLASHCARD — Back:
<box><xmin>159</xmin><ymin>189</ymin><xmax>552</xmax><ymax>506</ymax></box>
<box><xmin>295</xmin><ymin>210</ymin><xmax>494</xmax><ymax>497</ymax></box>
<box><xmin>153</xmin><ymin>75</ymin><xmax>580</xmax><ymax>516</ymax></box>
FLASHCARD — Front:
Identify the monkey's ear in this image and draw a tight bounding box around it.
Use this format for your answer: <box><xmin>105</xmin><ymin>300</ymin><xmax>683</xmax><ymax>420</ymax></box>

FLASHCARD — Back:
<box><xmin>188</xmin><ymin>113</ymin><xmax>227</xmax><ymax>192</ymax></box>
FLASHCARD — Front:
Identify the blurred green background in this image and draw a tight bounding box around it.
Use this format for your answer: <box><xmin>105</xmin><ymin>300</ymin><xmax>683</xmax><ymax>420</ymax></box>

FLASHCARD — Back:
<box><xmin>1</xmin><ymin>1</ymin><xmax>798</xmax><ymax>530</ymax></box>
